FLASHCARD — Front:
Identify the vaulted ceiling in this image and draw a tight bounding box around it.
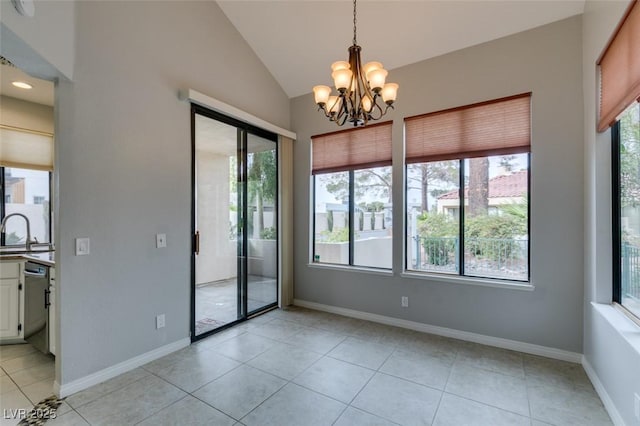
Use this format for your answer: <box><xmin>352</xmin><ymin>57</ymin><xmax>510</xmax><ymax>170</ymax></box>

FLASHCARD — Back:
<box><xmin>217</xmin><ymin>1</ymin><xmax>586</xmax><ymax>98</ymax></box>
<box><xmin>0</xmin><ymin>1</ymin><xmax>587</xmax><ymax>107</ymax></box>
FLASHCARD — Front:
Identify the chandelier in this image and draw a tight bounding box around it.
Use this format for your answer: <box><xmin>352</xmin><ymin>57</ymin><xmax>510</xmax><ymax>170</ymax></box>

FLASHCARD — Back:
<box><xmin>312</xmin><ymin>0</ymin><xmax>399</xmax><ymax>127</ymax></box>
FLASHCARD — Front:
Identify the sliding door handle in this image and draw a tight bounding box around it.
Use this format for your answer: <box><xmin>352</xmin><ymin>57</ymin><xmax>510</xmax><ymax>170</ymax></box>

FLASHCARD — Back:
<box><xmin>194</xmin><ymin>231</ymin><xmax>200</xmax><ymax>255</ymax></box>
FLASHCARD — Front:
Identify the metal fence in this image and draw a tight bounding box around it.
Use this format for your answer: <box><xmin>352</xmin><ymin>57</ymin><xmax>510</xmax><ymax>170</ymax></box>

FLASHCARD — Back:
<box><xmin>621</xmin><ymin>243</ymin><xmax>640</xmax><ymax>301</ymax></box>
<box><xmin>413</xmin><ymin>236</ymin><xmax>528</xmax><ymax>280</ymax></box>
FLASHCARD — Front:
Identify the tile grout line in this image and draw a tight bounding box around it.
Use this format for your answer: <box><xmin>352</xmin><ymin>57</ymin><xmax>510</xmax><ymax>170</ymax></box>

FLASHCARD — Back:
<box><xmin>67</xmin><ymin>371</ymin><xmax>152</xmax><ymax>412</ymax></box>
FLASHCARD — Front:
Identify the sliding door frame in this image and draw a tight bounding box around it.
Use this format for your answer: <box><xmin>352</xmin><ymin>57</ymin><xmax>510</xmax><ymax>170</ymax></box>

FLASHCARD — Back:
<box><xmin>190</xmin><ymin>104</ymin><xmax>279</xmax><ymax>343</ymax></box>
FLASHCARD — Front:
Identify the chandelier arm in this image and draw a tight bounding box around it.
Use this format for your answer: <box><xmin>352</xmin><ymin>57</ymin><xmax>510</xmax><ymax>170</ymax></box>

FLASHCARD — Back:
<box><xmin>369</xmin><ymin>98</ymin><xmax>385</xmax><ymax>121</ymax></box>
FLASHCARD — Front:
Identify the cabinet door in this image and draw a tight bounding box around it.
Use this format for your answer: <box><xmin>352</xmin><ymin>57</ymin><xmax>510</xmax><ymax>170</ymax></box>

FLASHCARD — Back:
<box><xmin>0</xmin><ymin>278</ymin><xmax>21</xmax><ymax>338</ymax></box>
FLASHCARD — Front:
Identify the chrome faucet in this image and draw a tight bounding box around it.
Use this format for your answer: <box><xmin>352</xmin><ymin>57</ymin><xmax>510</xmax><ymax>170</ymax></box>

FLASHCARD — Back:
<box><xmin>0</xmin><ymin>213</ymin><xmax>34</xmax><ymax>251</ymax></box>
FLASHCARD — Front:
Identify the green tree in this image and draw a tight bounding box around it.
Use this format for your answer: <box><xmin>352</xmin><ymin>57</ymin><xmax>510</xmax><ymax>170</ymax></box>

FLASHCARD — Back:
<box><xmin>248</xmin><ymin>150</ymin><xmax>276</xmax><ymax>236</ymax></box>
<box><xmin>406</xmin><ymin>162</ymin><xmax>458</xmax><ymax>213</ymax></box>
<box><xmin>620</xmin><ymin>104</ymin><xmax>640</xmax><ymax>208</ymax></box>
<box><xmin>500</xmin><ymin>196</ymin><xmax>528</xmax><ymax>221</ymax></box>
<box><xmin>321</xmin><ymin>168</ymin><xmax>392</xmax><ymax>203</ymax></box>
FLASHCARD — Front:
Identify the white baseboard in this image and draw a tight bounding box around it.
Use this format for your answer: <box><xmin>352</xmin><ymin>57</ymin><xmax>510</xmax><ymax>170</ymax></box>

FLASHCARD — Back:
<box><xmin>294</xmin><ymin>299</ymin><xmax>582</xmax><ymax>363</ymax></box>
<box><xmin>55</xmin><ymin>338</ymin><xmax>190</xmax><ymax>398</ymax></box>
<box><xmin>582</xmin><ymin>357</ymin><xmax>626</xmax><ymax>426</ymax></box>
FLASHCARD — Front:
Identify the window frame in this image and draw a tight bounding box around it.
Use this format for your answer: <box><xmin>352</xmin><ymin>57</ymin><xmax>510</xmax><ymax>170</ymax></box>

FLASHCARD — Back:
<box><xmin>312</xmin><ymin>167</ymin><xmax>392</xmax><ymax>271</ymax></box>
<box><xmin>612</xmin><ymin>107</ymin><xmax>640</xmax><ymax>322</ymax></box>
<box><xmin>404</xmin><ymin>153</ymin><xmax>531</xmax><ymax>283</ymax></box>
<box><xmin>0</xmin><ymin>166</ymin><xmax>53</xmax><ymax>247</ymax></box>
<box><xmin>612</xmin><ymin>120</ymin><xmax>622</xmax><ymax>305</ymax></box>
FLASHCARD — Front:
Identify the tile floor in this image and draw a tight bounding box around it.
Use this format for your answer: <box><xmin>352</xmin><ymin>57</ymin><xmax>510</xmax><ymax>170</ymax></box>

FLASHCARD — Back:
<box><xmin>4</xmin><ymin>307</ymin><xmax>614</xmax><ymax>426</ymax></box>
<box><xmin>0</xmin><ymin>343</ymin><xmax>56</xmax><ymax>426</ymax></box>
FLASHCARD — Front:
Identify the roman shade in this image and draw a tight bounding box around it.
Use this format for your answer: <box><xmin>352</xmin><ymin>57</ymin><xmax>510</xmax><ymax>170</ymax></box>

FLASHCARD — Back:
<box><xmin>405</xmin><ymin>93</ymin><xmax>531</xmax><ymax>164</ymax></box>
<box><xmin>0</xmin><ymin>126</ymin><xmax>54</xmax><ymax>171</ymax></box>
<box><xmin>597</xmin><ymin>0</ymin><xmax>640</xmax><ymax>132</ymax></box>
<box><xmin>312</xmin><ymin>121</ymin><xmax>392</xmax><ymax>174</ymax></box>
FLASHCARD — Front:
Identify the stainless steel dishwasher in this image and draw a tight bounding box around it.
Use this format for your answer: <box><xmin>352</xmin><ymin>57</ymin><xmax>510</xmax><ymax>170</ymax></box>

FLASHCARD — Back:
<box><xmin>24</xmin><ymin>261</ymin><xmax>50</xmax><ymax>353</ymax></box>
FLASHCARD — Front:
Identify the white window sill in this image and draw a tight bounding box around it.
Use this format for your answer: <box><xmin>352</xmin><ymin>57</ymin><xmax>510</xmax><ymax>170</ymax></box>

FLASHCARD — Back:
<box><xmin>592</xmin><ymin>302</ymin><xmax>640</xmax><ymax>356</ymax></box>
<box><xmin>401</xmin><ymin>271</ymin><xmax>535</xmax><ymax>291</ymax></box>
<box><xmin>305</xmin><ymin>263</ymin><xmax>533</xmax><ymax>290</ymax></box>
<box><xmin>307</xmin><ymin>263</ymin><xmax>394</xmax><ymax>277</ymax></box>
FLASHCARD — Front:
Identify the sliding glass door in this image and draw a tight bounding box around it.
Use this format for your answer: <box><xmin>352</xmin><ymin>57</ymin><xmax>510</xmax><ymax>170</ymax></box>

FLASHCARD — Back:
<box><xmin>247</xmin><ymin>133</ymin><xmax>278</xmax><ymax>313</ymax></box>
<box><xmin>192</xmin><ymin>106</ymin><xmax>278</xmax><ymax>340</ymax></box>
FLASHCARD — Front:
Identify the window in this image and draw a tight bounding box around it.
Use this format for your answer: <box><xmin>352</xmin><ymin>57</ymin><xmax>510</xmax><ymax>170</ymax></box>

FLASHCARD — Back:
<box><xmin>0</xmin><ymin>125</ymin><xmax>54</xmax><ymax>247</ymax></box>
<box><xmin>614</xmin><ymin>102</ymin><xmax>640</xmax><ymax>319</ymax></box>
<box><xmin>599</xmin><ymin>0</ymin><xmax>640</xmax><ymax>321</ymax></box>
<box><xmin>405</xmin><ymin>94</ymin><xmax>531</xmax><ymax>282</ymax></box>
<box><xmin>312</xmin><ymin>122</ymin><xmax>392</xmax><ymax>269</ymax></box>
<box><xmin>1</xmin><ymin>167</ymin><xmax>52</xmax><ymax>245</ymax></box>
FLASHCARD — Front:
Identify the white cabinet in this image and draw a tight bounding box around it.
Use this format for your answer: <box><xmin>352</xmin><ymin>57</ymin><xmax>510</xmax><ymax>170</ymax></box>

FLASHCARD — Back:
<box><xmin>0</xmin><ymin>261</ymin><xmax>24</xmax><ymax>340</ymax></box>
<box><xmin>48</xmin><ymin>267</ymin><xmax>56</xmax><ymax>356</ymax></box>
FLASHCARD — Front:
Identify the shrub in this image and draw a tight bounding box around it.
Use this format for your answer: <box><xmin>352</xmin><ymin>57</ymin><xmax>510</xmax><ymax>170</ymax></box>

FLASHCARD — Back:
<box><xmin>260</xmin><ymin>227</ymin><xmax>277</xmax><ymax>240</ymax></box>
<box><xmin>416</xmin><ymin>213</ymin><xmax>458</xmax><ymax>266</ymax></box>
<box><xmin>321</xmin><ymin>227</ymin><xmax>350</xmax><ymax>242</ymax></box>
<box><xmin>464</xmin><ymin>215</ymin><xmax>526</xmax><ymax>261</ymax></box>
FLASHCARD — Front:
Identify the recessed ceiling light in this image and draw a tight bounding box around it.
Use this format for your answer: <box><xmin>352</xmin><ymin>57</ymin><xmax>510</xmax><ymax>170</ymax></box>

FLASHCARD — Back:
<box><xmin>12</xmin><ymin>81</ymin><xmax>33</xmax><ymax>89</ymax></box>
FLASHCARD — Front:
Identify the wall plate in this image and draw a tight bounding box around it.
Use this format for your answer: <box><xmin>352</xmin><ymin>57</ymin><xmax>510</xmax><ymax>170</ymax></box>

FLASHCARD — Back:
<box><xmin>75</xmin><ymin>237</ymin><xmax>90</xmax><ymax>256</ymax></box>
<box><xmin>11</xmin><ymin>0</ymin><xmax>35</xmax><ymax>17</ymax></box>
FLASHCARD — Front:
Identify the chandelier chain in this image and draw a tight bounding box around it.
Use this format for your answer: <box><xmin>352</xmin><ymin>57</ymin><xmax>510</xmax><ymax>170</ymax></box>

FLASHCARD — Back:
<box><xmin>353</xmin><ymin>0</ymin><xmax>357</xmax><ymax>45</ymax></box>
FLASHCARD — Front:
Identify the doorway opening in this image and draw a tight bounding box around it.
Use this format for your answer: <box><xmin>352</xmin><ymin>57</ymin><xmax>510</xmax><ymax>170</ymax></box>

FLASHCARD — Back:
<box><xmin>191</xmin><ymin>105</ymin><xmax>278</xmax><ymax>341</ymax></box>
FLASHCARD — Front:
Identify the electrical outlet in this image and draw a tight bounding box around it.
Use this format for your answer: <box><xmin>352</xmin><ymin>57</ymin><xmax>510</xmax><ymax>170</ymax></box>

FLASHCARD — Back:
<box><xmin>634</xmin><ymin>393</ymin><xmax>640</xmax><ymax>421</ymax></box>
<box><xmin>401</xmin><ymin>296</ymin><xmax>409</xmax><ymax>308</ymax></box>
<box><xmin>156</xmin><ymin>314</ymin><xmax>165</xmax><ymax>329</ymax></box>
<box><xmin>156</xmin><ymin>233</ymin><xmax>167</xmax><ymax>248</ymax></box>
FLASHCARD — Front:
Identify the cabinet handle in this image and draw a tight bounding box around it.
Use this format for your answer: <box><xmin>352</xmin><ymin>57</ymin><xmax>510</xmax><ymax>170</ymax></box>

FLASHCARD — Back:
<box><xmin>45</xmin><ymin>288</ymin><xmax>51</xmax><ymax>308</ymax></box>
<box><xmin>194</xmin><ymin>231</ymin><xmax>200</xmax><ymax>255</ymax></box>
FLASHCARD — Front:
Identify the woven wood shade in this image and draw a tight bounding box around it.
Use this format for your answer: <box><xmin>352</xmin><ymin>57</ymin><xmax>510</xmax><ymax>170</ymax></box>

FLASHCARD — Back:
<box><xmin>598</xmin><ymin>0</ymin><xmax>640</xmax><ymax>132</ymax></box>
<box><xmin>312</xmin><ymin>121</ymin><xmax>392</xmax><ymax>174</ymax></box>
<box><xmin>405</xmin><ymin>93</ymin><xmax>531</xmax><ymax>164</ymax></box>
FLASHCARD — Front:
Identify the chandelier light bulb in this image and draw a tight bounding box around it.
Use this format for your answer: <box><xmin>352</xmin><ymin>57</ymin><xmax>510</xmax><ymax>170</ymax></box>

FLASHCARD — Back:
<box><xmin>331</xmin><ymin>61</ymin><xmax>350</xmax><ymax>72</ymax></box>
<box><xmin>361</xmin><ymin>95</ymin><xmax>373</xmax><ymax>113</ymax></box>
<box><xmin>332</xmin><ymin>69</ymin><xmax>353</xmax><ymax>91</ymax></box>
<box><xmin>381</xmin><ymin>83</ymin><xmax>399</xmax><ymax>104</ymax></box>
<box><xmin>367</xmin><ymin>68</ymin><xmax>388</xmax><ymax>92</ymax></box>
<box><xmin>313</xmin><ymin>85</ymin><xmax>331</xmax><ymax>105</ymax></box>
<box><xmin>362</xmin><ymin>62</ymin><xmax>383</xmax><ymax>77</ymax></box>
<box><xmin>327</xmin><ymin>96</ymin><xmax>341</xmax><ymax>114</ymax></box>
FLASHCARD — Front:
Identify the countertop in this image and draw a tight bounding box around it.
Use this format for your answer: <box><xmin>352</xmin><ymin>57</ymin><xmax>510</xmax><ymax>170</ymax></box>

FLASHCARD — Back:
<box><xmin>0</xmin><ymin>249</ymin><xmax>55</xmax><ymax>267</ymax></box>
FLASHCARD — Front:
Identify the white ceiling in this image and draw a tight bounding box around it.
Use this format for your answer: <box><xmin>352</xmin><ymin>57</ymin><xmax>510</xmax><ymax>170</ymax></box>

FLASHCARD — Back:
<box><xmin>217</xmin><ymin>0</ymin><xmax>586</xmax><ymax>98</ymax></box>
<box><xmin>0</xmin><ymin>62</ymin><xmax>54</xmax><ymax>107</ymax></box>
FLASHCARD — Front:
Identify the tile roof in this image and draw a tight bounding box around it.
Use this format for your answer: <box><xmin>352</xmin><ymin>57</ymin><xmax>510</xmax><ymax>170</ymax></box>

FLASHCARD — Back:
<box><xmin>438</xmin><ymin>170</ymin><xmax>527</xmax><ymax>200</ymax></box>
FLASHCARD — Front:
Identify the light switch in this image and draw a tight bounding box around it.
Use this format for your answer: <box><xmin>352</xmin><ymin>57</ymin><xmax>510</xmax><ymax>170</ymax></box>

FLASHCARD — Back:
<box><xmin>75</xmin><ymin>237</ymin><xmax>90</xmax><ymax>256</ymax></box>
<box><xmin>156</xmin><ymin>233</ymin><xmax>167</xmax><ymax>248</ymax></box>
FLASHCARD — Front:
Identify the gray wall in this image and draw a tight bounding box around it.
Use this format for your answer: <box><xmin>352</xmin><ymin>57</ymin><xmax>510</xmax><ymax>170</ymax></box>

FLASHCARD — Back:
<box><xmin>55</xmin><ymin>1</ymin><xmax>289</xmax><ymax>384</ymax></box>
<box><xmin>582</xmin><ymin>2</ymin><xmax>640</xmax><ymax>425</ymax></box>
<box><xmin>291</xmin><ymin>16</ymin><xmax>585</xmax><ymax>352</ymax></box>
